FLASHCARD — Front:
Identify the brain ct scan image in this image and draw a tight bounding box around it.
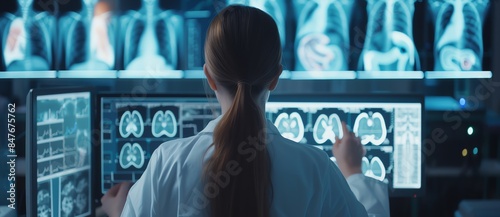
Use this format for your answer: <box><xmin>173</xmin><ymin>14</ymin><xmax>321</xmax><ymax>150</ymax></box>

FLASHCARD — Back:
<box><xmin>100</xmin><ymin>96</ymin><xmax>221</xmax><ymax>192</ymax></box>
<box><xmin>359</xmin><ymin>0</ymin><xmax>420</xmax><ymax>71</ymax></box>
<box><xmin>429</xmin><ymin>0</ymin><xmax>490</xmax><ymax>71</ymax></box>
<box><xmin>266</xmin><ymin>101</ymin><xmax>422</xmax><ymax>189</ymax></box>
<box><xmin>294</xmin><ymin>0</ymin><xmax>354</xmax><ymax>71</ymax></box>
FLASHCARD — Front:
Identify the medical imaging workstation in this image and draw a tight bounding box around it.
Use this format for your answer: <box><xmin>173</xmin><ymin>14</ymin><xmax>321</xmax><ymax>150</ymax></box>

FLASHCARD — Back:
<box><xmin>0</xmin><ymin>0</ymin><xmax>499</xmax><ymax>216</ymax></box>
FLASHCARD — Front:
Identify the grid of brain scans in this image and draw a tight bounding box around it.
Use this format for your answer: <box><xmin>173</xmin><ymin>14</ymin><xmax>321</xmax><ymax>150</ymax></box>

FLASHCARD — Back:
<box><xmin>266</xmin><ymin>101</ymin><xmax>422</xmax><ymax>189</ymax></box>
<box><xmin>35</xmin><ymin>92</ymin><xmax>92</xmax><ymax>217</ymax></box>
<box><xmin>100</xmin><ymin>96</ymin><xmax>221</xmax><ymax>192</ymax></box>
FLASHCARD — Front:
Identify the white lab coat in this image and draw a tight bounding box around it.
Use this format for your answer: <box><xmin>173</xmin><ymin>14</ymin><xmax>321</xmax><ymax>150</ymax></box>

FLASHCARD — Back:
<box><xmin>121</xmin><ymin>116</ymin><xmax>389</xmax><ymax>217</ymax></box>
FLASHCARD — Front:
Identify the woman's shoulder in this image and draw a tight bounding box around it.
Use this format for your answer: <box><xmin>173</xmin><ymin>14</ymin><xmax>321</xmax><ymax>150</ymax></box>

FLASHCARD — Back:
<box><xmin>269</xmin><ymin>135</ymin><xmax>331</xmax><ymax>167</ymax></box>
<box><xmin>151</xmin><ymin>133</ymin><xmax>213</xmax><ymax>167</ymax></box>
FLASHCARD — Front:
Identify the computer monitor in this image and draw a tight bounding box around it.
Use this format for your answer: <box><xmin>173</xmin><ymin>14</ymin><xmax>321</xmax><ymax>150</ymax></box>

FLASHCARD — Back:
<box><xmin>266</xmin><ymin>95</ymin><xmax>424</xmax><ymax>196</ymax></box>
<box><xmin>98</xmin><ymin>94</ymin><xmax>220</xmax><ymax>194</ymax></box>
<box><xmin>26</xmin><ymin>87</ymin><xmax>94</xmax><ymax>217</ymax></box>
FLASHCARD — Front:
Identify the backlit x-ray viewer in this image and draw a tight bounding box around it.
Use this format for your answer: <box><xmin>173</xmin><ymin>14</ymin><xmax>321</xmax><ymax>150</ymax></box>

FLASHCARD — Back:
<box><xmin>122</xmin><ymin>0</ymin><xmax>180</xmax><ymax>70</ymax></box>
<box><xmin>227</xmin><ymin>0</ymin><xmax>286</xmax><ymax>47</ymax></box>
<box><xmin>358</xmin><ymin>0</ymin><xmax>421</xmax><ymax>71</ymax></box>
<box><xmin>294</xmin><ymin>0</ymin><xmax>354</xmax><ymax>71</ymax></box>
<box><xmin>429</xmin><ymin>0</ymin><xmax>490</xmax><ymax>71</ymax></box>
<box><xmin>1</xmin><ymin>0</ymin><xmax>55</xmax><ymax>71</ymax></box>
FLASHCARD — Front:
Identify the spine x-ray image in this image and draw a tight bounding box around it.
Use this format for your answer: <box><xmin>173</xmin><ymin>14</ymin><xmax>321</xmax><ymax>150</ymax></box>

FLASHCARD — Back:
<box><xmin>359</xmin><ymin>0</ymin><xmax>420</xmax><ymax>71</ymax></box>
<box><xmin>294</xmin><ymin>0</ymin><xmax>353</xmax><ymax>71</ymax></box>
<box><xmin>1</xmin><ymin>0</ymin><xmax>55</xmax><ymax>71</ymax></box>
<box><xmin>121</xmin><ymin>0</ymin><xmax>180</xmax><ymax>70</ymax></box>
<box><xmin>429</xmin><ymin>0</ymin><xmax>489</xmax><ymax>71</ymax></box>
<box><xmin>227</xmin><ymin>0</ymin><xmax>286</xmax><ymax>47</ymax></box>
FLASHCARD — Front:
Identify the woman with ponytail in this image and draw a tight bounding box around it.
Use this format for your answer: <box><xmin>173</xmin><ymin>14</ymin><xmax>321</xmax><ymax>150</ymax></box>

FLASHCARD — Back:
<box><xmin>102</xmin><ymin>5</ymin><xmax>374</xmax><ymax>217</ymax></box>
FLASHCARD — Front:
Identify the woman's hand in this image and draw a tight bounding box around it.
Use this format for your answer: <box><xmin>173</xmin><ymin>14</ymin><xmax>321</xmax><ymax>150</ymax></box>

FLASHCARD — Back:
<box><xmin>333</xmin><ymin>122</ymin><xmax>364</xmax><ymax>178</ymax></box>
<box><xmin>101</xmin><ymin>182</ymin><xmax>133</xmax><ymax>217</ymax></box>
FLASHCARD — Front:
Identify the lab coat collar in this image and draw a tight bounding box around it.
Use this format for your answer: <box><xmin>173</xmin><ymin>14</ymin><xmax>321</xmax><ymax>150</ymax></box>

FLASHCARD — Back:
<box><xmin>201</xmin><ymin>115</ymin><xmax>282</xmax><ymax>136</ymax></box>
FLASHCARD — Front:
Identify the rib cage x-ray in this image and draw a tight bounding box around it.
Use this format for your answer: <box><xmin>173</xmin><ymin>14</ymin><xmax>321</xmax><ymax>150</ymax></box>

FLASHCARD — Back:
<box><xmin>295</xmin><ymin>0</ymin><xmax>353</xmax><ymax>71</ymax></box>
<box><xmin>430</xmin><ymin>0</ymin><xmax>489</xmax><ymax>71</ymax></box>
<box><xmin>359</xmin><ymin>0</ymin><xmax>420</xmax><ymax>71</ymax></box>
<box><xmin>227</xmin><ymin>0</ymin><xmax>286</xmax><ymax>47</ymax></box>
<box><xmin>123</xmin><ymin>0</ymin><xmax>179</xmax><ymax>70</ymax></box>
<box><xmin>1</xmin><ymin>0</ymin><xmax>54</xmax><ymax>71</ymax></box>
<box><xmin>64</xmin><ymin>0</ymin><xmax>116</xmax><ymax>70</ymax></box>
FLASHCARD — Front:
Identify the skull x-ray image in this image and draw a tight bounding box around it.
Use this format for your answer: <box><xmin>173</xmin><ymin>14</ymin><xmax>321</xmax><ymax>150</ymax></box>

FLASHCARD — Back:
<box><xmin>359</xmin><ymin>0</ymin><xmax>420</xmax><ymax>71</ymax></box>
<box><xmin>429</xmin><ymin>0</ymin><xmax>489</xmax><ymax>71</ymax></box>
<box><xmin>121</xmin><ymin>0</ymin><xmax>180</xmax><ymax>70</ymax></box>
<box><xmin>1</xmin><ymin>0</ymin><xmax>55</xmax><ymax>71</ymax></box>
<box><xmin>227</xmin><ymin>0</ymin><xmax>286</xmax><ymax>47</ymax></box>
<box><xmin>294</xmin><ymin>0</ymin><xmax>354</xmax><ymax>71</ymax></box>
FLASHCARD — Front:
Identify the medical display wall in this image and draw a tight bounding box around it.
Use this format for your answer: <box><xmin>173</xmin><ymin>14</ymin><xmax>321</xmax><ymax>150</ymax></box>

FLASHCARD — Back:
<box><xmin>0</xmin><ymin>0</ymin><xmax>492</xmax><ymax>73</ymax></box>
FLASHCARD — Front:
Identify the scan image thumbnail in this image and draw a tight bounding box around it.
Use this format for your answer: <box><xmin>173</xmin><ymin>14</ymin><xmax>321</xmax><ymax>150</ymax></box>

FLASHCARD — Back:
<box><xmin>359</xmin><ymin>0</ymin><xmax>420</xmax><ymax>71</ymax></box>
<box><xmin>56</xmin><ymin>0</ymin><xmax>114</xmax><ymax>70</ymax></box>
<box><xmin>119</xmin><ymin>142</ymin><xmax>145</xmax><ymax>169</ymax></box>
<box><xmin>312</xmin><ymin>113</ymin><xmax>343</xmax><ymax>144</ymax></box>
<box><xmin>353</xmin><ymin>112</ymin><xmax>388</xmax><ymax>146</ymax></box>
<box><xmin>149</xmin><ymin>105</ymin><xmax>179</xmax><ymax>138</ymax></box>
<box><xmin>362</xmin><ymin>156</ymin><xmax>386</xmax><ymax>181</ymax></box>
<box><xmin>2</xmin><ymin>0</ymin><xmax>55</xmax><ymax>71</ymax></box>
<box><xmin>274</xmin><ymin>111</ymin><xmax>305</xmax><ymax>143</ymax></box>
<box><xmin>37</xmin><ymin>181</ymin><xmax>52</xmax><ymax>217</ymax></box>
<box><xmin>295</xmin><ymin>0</ymin><xmax>353</xmax><ymax>71</ymax></box>
<box><xmin>118</xmin><ymin>110</ymin><xmax>145</xmax><ymax>138</ymax></box>
<box><xmin>429</xmin><ymin>0</ymin><xmax>490</xmax><ymax>71</ymax></box>
<box><xmin>60</xmin><ymin>170</ymin><xmax>90</xmax><ymax>217</ymax></box>
<box><xmin>122</xmin><ymin>0</ymin><xmax>180</xmax><ymax>70</ymax></box>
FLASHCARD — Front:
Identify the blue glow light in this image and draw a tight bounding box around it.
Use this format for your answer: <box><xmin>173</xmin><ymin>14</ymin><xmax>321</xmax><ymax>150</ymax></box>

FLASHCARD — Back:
<box><xmin>473</xmin><ymin>147</ymin><xmax>478</xmax><ymax>155</ymax></box>
<box><xmin>459</xmin><ymin>98</ymin><xmax>466</xmax><ymax>106</ymax></box>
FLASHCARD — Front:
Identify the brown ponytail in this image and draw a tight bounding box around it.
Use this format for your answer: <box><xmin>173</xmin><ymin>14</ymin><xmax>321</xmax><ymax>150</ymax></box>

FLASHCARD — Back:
<box><xmin>203</xmin><ymin>5</ymin><xmax>282</xmax><ymax>217</ymax></box>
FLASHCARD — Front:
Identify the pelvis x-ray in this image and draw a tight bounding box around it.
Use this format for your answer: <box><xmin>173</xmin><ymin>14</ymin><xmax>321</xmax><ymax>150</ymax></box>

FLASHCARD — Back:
<box><xmin>359</xmin><ymin>0</ymin><xmax>420</xmax><ymax>71</ymax></box>
<box><xmin>1</xmin><ymin>0</ymin><xmax>54</xmax><ymax>71</ymax></box>
<box><xmin>122</xmin><ymin>0</ymin><xmax>180</xmax><ymax>70</ymax></box>
<box><xmin>295</xmin><ymin>0</ymin><xmax>353</xmax><ymax>71</ymax></box>
<box><xmin>227</xmin><ymin>0</ymin><xmax>286</xmax><ymax>47</ymax></box>
<box><xmin>429</xmin><ymin>0</ymin><xmax>489</xmax><ymax>71</ymax></box>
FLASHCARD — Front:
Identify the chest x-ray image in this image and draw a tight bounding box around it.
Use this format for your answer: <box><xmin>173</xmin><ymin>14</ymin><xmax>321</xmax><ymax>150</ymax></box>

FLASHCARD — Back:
<box><xmin>60</xmin><ymin>0</ymin><xmax>116</xmax><ymax>70</ymax></box>
<box><xmin>359</xmin><ymin>0</ymin><xmax>420</xmax><ymax>71</ymax></box>
<box><xmin>227</xmin><ymin>0</ymin><xmax>286</xmax><ymax>47</ymax></box>
<box><xmin>429</xmin><ymin>0</ymin><xmax>489</xmax><ymax>71</ymax></box>
<box><xmin>294</xmin><ymin>0</ymin><xmax>354</xmax><ymax>71</ymax></box>
<box><xmin>121</xmin><ymin>0</ymin><xmax>180</xmax><ymax>70</ymax></box>
<box><xmin>1</xmin><ymin>0</ymin><xmax>55</xmax><ymax>71</ymax></box>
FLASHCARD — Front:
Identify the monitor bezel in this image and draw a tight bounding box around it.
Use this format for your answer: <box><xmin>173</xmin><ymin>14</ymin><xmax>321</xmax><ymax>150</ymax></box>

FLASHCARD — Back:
<box><xmin>94</xmin><ymin>93</ymin><xmax>217</xmax><ymax>201</ymax></box>
<box><xmin>267</xmin><ymin>94</ymin><xmax>426</xmax><ymax>197</ymax></box>
<box><xmin>26</xmin><ymin>87</ymin><xmax>95</xmax><ymax>217</ymax></box>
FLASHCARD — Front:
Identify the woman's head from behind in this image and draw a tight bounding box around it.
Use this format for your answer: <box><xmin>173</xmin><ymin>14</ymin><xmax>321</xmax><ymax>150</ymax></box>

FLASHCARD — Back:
<box><xmin>204</xmin><ymin>5</ymin><xmax>282</xmax><ymax>102</ymax></box>
<box><xmin>203</xmin><ymin>5</ymin><xmax>282</xmax><ymax>217</ymax></box>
